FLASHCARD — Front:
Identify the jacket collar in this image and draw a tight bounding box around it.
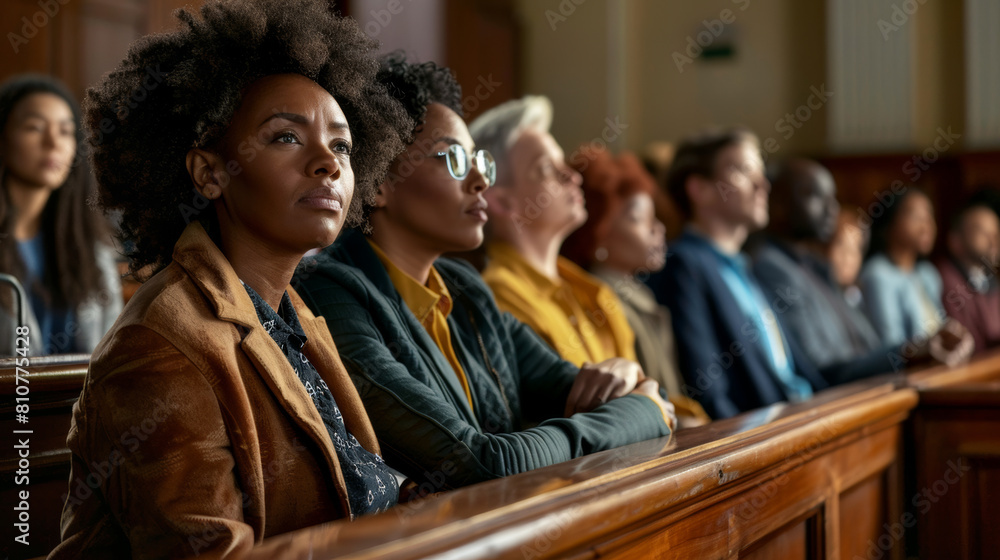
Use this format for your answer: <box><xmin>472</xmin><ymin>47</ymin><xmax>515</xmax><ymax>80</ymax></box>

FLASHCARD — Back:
<box><xmin>171</xmin><ymin>221</ymin><xmax>260</xmax><ymax>331</ymax></box>
<box><xmin>326</xmin><ymin>228</ymin><xmax>399</xmax><ymax>301</ymax></box>
<box><xmin>326</xmin><ymin>228</ymin><xmax>481</xmax><ymax>428</ymax></box>
<box><xmin>170</xmin><ymin>222</ymin><xmax>381</xmax><ymax>515</ymax></box>
<box><xmin>485</xmin><ymin>242</ymin><xmax>603</xmax><ymax>296</ymax></box>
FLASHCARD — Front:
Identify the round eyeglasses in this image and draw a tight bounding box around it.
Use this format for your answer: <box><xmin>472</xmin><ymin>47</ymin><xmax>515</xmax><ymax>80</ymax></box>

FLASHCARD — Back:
<box><xmin>434</xmin><ymin>144</ymin><xmax>497</xmax><ymax>187</ymax></box>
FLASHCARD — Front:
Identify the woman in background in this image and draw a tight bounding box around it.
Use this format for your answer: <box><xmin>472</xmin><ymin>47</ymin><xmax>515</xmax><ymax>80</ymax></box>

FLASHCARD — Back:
<box><xmin>0</xmin><ymin>75</ymin><xmax>121</xmax><ymax>356</ymax></box>
<box><xmin>562</xmin><ymin>147</ymin><xmax>710</xmax><ymax>427</ymax></box>
<box><xmin>859</xmin><ymin>187</ymin><xmax>973</xmax><ymax>363</ymax></box>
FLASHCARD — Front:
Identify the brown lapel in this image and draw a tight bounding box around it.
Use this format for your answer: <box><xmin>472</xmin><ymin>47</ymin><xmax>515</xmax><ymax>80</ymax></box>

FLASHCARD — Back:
<box><xmin>171</xmin><ymin>222</ymin><xmax>352</xmax><ymax>515</ymax></box>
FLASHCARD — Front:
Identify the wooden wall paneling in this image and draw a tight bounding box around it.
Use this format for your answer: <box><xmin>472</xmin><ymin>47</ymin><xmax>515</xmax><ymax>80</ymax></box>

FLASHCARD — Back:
<box><xmin>958</xmin><ymin>152</ymin><xmax>1000</xmax><ymax>190</ymax></box>
<box><xmin>49</xmin><ymin>0</ymin><xmax>82</xmax><ymax>99</ymax></box>
<box><xmin>838</xmin><ymin>475</ymin><xmax>887</xmax><ymax>560</ymax></box>
<box><xmin>79</xmin><ymin>0</ymin><xmax>145</xmax><ymax>97</ymax></box>
<box><xmin>739</xmin><ymin>514</ymin><xmax>815</xmax><ymax>560</ymax></box>
<box><xmin>443</xmin><ymin>0</ymin><xmax>520</xmax><ymax>121</ymax></box>
<box><xmin>818</xmin><ymin>152</ymin><xmax>982</xmax><ymax>260</ymax></box>
<box><xmin>912</xmin><ymin>381</ymin><xmax>1000</xmax><ymax>560</ymax></box>
<box><xmin>2</xmin><ymin>0</ymin><xmax>63</xmax><ymax>81</ymax></box>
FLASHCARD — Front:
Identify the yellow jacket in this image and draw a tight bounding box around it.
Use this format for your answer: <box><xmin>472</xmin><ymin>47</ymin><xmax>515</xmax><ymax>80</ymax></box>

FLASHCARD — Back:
<box><xmin>481</xmin><ymin>242</ymin><xmax>636</xmax><ymax>366</ymax></box>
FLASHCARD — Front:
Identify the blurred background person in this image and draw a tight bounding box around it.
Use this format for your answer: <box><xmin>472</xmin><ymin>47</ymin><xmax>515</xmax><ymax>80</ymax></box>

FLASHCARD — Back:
<box><xmin>753</xmin><ymin>158</ymin><xmax>875</xmax><ymax>369</ymax></box>
<box><xmin>937</xmin><ymin>201</ymin><xmax>1000</xmax><ymax>354</ymax></box>
<box><xmin>472</xmin><ymin>96</ymin><xmax>638</xmax><ymax>367</ymax></box>
<box><xmin>0</xmin><ymin>74</ymin><xmax>121</xmax><ymax>356</ymax></box>
<box><xmin>647</xmin><ymin>128</ymin><xmax>827</xmax><ymax>419</ymax></box>
<box><xmin>754</xmin><ymin>159</ymin><xmax>971</xmax><ymax>379</ymax></box>
<box><xmin>827</xmin><ymin>208</ymin><xmax>881</xmax><ymax>350</ymax></box>
<box><xmin>860</xmin><ymin>187</ymin><xmax>944</xmax><ymax>346</ymax></box>
<box><xmin>562</xmin><ymin>147</ymin><xmax>710</xmax><ymax>427</ymax></box>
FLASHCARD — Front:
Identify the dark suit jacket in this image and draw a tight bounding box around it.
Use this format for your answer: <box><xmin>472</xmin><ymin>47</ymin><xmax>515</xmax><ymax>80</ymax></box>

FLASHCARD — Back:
<box><xmin>292</xmin><ymin>228</ymin><xmax>671</xmax><ymax>490</ymax></box>
<box><xmin>752</xmin><ymin>239</ymin><xmax>898</xmax><ymax>381</ymax></box>
<box><xmin>647</xmin><ymin>231</ymin><xmax>828</xmax><ymax>419</ymax></box>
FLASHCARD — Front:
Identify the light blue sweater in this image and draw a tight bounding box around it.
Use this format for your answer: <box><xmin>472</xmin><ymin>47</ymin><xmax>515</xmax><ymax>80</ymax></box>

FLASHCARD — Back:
<box><xmin>858</xmin><ymin>254</ymin><xmax>944</xmax><ymax>347</ymax></box>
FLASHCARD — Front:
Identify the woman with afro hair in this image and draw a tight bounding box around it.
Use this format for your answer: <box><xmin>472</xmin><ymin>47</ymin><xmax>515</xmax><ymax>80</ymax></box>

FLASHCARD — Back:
<box><xmin>50</xmin><ymin>0</ymin><xmax>413</xmax><ymax>557</ymax></box>
<box><xmin>293</xmin><ymin>53</ymin><xmax>673</xmax><ymax>492</ymax></box>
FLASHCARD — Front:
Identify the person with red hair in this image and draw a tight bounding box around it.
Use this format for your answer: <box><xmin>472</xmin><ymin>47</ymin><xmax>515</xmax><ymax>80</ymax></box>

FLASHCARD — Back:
<box><xmin>563</xmin><ymin>148</ymin><xmax>710</xmax><ymax>426</ymax></box>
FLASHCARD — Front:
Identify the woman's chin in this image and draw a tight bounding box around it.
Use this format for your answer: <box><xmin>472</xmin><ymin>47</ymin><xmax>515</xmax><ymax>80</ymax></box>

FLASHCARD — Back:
<box><xmin>449</xmin><ymin>228</ymin><xmax>485</xmax><ymax>253</ymax></box>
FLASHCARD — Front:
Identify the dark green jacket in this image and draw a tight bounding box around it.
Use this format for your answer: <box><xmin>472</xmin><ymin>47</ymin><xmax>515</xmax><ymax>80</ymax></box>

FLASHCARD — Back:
<box><xmin>292</xmin><ymin>229</ymin><xmax>670</xmax><ymax>490</ymax></box>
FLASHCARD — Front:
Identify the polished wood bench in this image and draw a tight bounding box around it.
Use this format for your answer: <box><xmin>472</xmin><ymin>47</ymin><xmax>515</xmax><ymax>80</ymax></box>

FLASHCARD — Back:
<box><xmin>247</xmin><ymin>352</ymin><xmax>1000</xmax><ymax>559</ymax></box>
<box><xmin>908</xmin><ymin>355</ymin><xmax>1000</xmax><ymax>559</ymax></box>
<box><xmin>10</xmin><ymin>351</ymin><xmax>1000</xmax><ymax>559</ymax></box>
<box><xmin>247</xmin><ymin>372</ymin><xmax>918</xmax><ymax>559</ymax></box>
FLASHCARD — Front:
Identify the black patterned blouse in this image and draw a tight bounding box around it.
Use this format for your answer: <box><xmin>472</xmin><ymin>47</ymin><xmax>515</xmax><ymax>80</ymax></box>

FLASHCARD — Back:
<box><xmin>242</xmin><ymin>282</ymin><xmax>398</xmax><ymax>517</ymax></box>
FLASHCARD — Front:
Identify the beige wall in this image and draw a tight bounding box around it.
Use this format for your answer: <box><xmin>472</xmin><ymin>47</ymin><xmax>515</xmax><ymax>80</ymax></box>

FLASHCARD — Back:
<box><xmin>515</xmin><ymin>0</ymin><xmax>966</xmax><ymax>158</ymax></box>
<box><xmin>515</xmin><ymin>0</ymin><xmax>613</xmax><ymax>156</ymax></box>
<box><xmin>516</xmin><ymin>0</ymin><xmax>827</xmax><ymax>158</ymax></box>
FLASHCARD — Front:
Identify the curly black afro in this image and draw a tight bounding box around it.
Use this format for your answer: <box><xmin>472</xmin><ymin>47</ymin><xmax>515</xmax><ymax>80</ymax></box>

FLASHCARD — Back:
<box><xmin>376</xmin><ymin>51</ymin><xmax>463</xmax><ymax>136</ymax></box>
<box><xmin>85</xmin><ymin>0</ymin><xmax>413</xmax><ymax>278</ymax></box>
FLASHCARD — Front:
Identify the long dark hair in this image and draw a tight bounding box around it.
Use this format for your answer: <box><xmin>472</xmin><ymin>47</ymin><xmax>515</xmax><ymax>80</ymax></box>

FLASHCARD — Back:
<box><xmin>867</xmin><ymin>186</ymin><xmax>927</xmax><ymax>259</ymax></box>
<box><xmin>0</xmin><ymin>74</ymin><xmax>110</xmax><ymax>311</ymax></box>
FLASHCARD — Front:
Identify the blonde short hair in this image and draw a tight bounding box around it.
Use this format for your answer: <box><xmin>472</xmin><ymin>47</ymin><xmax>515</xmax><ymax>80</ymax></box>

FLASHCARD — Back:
<box><xmin>468</xmin><ymin>95</ymin><xmax>553</xmax><ymax>185</ymax></box>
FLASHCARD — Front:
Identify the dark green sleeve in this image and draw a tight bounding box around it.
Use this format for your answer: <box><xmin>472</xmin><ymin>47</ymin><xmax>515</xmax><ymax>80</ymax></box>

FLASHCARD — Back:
<box><xmin>299</xmin><ymin>274</ymin><xmax>672</xmax><ymax>490</ymax></box>
<box><xmin>500</xmin><ymin>311</ymin><xmax>576</xmax><ymax>421</ymax></box>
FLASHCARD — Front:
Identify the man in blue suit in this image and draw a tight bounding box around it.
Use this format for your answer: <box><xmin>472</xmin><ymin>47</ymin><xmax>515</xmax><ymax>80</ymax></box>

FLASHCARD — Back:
<box><xmin>647</xmin><ymin>129</ymin><xmax>828</xmax><ymax>419</ymax></box>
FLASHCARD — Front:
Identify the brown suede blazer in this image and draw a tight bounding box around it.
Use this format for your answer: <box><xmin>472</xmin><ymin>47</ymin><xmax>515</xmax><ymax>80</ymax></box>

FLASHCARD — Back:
<box><xmin>49</xmin><ymin>222</ymin><xmax>382</xmax><ymax>559</ymax></box>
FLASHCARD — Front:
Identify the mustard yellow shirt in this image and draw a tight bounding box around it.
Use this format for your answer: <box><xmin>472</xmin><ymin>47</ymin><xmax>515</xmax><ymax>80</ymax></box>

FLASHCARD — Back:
<box><xmin>368</xmin><ymin>240</ymin><xmax>474</xmax><ymax>411</ymax></box>
<box><xmin>481</xmin><ymin>242</ymin><xmax>637</xmax><ymax>367</ymax></box>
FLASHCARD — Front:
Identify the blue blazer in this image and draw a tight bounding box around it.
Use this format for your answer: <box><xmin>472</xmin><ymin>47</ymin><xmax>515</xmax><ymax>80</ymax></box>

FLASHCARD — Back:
<box><xmin>647</xmin><ymin>231</ymin><xmax>828</xmax><ymax>419</ymax></box>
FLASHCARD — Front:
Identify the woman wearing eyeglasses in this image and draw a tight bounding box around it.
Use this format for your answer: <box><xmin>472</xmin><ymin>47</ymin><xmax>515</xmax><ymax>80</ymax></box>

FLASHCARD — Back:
<box><xmin>293</xmin><ymin>53</ymin><xmax>674</xmax><ymax>492</ymax></box>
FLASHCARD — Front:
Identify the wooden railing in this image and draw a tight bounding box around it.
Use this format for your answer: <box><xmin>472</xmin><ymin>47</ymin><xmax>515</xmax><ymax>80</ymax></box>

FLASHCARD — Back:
<box><xmin>5</xmin><ymin>352</ymin><xmax>1000</xmax><ymax>559</ymax></box>
<box><xmin>245</xmin><ymin>371</ymin><xmax>918</xmax><ymax>560</ymax></box>
<box><xmin>249</xmin><ymin>354</ymin><xmax>1000</xmax><ymax>560</ymax></box>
